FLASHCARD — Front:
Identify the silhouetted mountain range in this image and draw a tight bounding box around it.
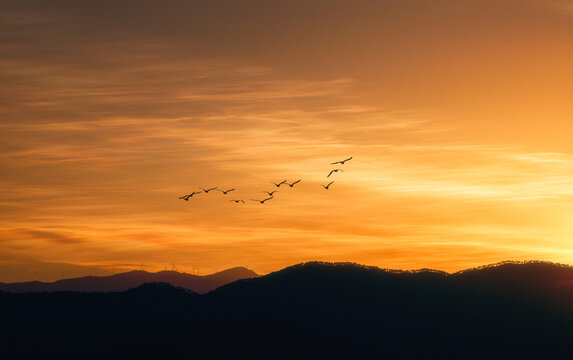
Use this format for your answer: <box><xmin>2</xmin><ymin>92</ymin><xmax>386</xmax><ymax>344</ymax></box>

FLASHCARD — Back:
<box><xmin>3</xmin><ymin>261</ymin><xmax>573</xmax><ymax>359</ymax></box>
<box><xmin>0</xmin><ymin>267</ymin><xmax>258</xmax><ymax>294</ymax></box>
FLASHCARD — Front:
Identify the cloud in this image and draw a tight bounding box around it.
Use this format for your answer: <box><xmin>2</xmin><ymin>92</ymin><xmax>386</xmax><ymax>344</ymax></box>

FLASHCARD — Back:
<box><xmin>20</xmin><ymin>229</ymin><xmax>84</xmax><ymax>245</ymax></box>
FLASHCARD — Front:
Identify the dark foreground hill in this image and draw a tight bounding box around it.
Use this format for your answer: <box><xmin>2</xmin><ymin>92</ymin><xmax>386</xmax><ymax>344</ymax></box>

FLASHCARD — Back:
<box><xmin>0</xmin><ymin>267</ymin><xmax>258</xmax><ymax>294</ymax></box>
<box><xmin>2</xmin><ymin>261</ymin><xmax>573</xmax><ymax>359</ymax></box>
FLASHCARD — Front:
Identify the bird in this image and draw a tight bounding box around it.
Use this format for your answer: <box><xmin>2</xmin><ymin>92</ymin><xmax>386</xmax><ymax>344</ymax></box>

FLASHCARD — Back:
<box><xmin>263</xmin><ymin>190</ymin><xmax>278</xmax><ymax>196</ymax></box>
<box><xmin>200</xmin><ymin>187</ymin><xmax>218</xmax><ymax>193</ymax></box>
<box><xmin>230</xmin><ymin>199</ymin><xmax>245</xmax><ymax>204</ymax></box>
<box><xmin>321</xmin><ymin>181</ymin><xmax>335</xmax><ymax>190</ymax></box>
<box><xmin>250</xmin><ymin>196</ymin><xmax>274</xmax><ymax>204</ymax></box>
<box><xmin>218</xmin><ymin>188</ymin><xmax>235</xmax><ymax>195</ymax></box>
<box><xmin>271</xmin><ymin>180</ymin><xmax>287</xmax><ymax>187</ymax></box>
<box><xmin>179</xmin><ymin>191</ymin><xmax>201</xmax><ymax>201</ymax></box>
<box><xmin>331</xmin><ymin>157</ymin><xmax>353</xmax><ymax>165</ymax></box>
<box><xmin>286</xmin><ymin>179</ymin><xmax>301</xmax><ymax>187</ymax></box>
<box><xmin>327</xmin><ymin>169</ymin><xmax>344</xmax><ymax>178</ymax></box>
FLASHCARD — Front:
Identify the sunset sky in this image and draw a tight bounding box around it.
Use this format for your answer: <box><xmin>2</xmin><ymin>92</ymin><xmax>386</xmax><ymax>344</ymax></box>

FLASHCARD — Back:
<box><xmin>2</xmin><ymin>0</ymin><xmax>573</xmax><ymax>282</ymax></box>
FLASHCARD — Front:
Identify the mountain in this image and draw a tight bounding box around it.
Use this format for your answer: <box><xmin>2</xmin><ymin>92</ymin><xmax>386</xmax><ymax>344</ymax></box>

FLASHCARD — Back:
<box><xmin>2</xmin><ymin>261</ymin><xmax>573</xmax><ymax>359</ymax></box>
<box><xmin>0</xmin><ymin>266</ymin><xmax>259</xmax><ymax>294</ymax></box>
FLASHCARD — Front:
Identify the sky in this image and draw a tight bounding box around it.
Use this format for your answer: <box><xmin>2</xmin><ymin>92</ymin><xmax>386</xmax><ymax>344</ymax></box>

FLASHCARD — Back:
<box><xmin>2</xmin><ymin>0</ymin><xmax>573</xmax><ymax>282</ymax></box>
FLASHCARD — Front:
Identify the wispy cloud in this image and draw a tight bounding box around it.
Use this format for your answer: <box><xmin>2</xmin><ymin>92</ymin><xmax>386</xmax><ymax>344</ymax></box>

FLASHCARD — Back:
<box><xmin>20</xmin><ymin>229</ymin><xmax>84</xmax><ymax>244</ymax></box>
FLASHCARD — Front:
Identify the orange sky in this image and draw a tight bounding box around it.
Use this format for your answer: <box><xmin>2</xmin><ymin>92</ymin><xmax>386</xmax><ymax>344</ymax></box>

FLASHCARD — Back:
<box><xmin>2</xmin><ymin>0</ymin><xmax>573</xmax><ymax>282</ymax></box>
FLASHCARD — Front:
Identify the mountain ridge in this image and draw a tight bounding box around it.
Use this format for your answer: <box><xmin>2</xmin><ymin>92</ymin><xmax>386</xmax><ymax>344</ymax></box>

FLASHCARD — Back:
<box><xmin>3</xmin><ymin>260</ymin><xmax>573</xmax><ymax>294</ymax></box>
<box><xmin>0</xmin><ymin>266</ymin><xmax>258</xmax><ymax>294</ymax></box>
<box><xmin>3</xmin><ymin>260</ymin><xmax>573</xmax><ymax>358</ymax></box>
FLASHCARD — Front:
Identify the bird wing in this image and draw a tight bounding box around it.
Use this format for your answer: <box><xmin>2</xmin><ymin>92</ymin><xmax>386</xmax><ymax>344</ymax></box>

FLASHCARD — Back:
<box><xmin>279</xmin><ymin>180</ymin><xmax>287</xmax><ymax>185</ymax></box>
<box><xmin>293</xmin><ymin>179</ymin><xmax>301</xmax><ymax>185</ymax></box>
<box><xmin>344</xmin><ymin>157</ymin><xmax>353</xmax><ymax>162</ymax></box>
<box><xmin>327</xmin><ymin>170</ymin><xmax>335</xmax><ymax>177</ymax></box>
<box><xmin>331</xmin><ymin>161</ymin><xmax>341</xmax><ymax>165</ymax></box>
<box><xmin>263</xmin><ymin>196</ymin><xmax>274</xmax><ymax>201</ymax></box>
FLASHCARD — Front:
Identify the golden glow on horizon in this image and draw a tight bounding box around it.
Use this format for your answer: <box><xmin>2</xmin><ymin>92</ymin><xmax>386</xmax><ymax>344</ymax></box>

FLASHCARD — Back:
<box><xmin>2</xmin><ymin>0</ymin><xmax>573</xmax><ymax>281</ymax></box>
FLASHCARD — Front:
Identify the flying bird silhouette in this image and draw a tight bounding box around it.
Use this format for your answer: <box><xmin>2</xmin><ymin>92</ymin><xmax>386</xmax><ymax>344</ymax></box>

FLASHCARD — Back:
<box><xmin>271</xmin><ymin>180</ymin><xmax>287</xmax><ymax>187</ymax></box>
<box><xmin>230</xmin><ymin>199</ymin><xmax>245</xmax><ymax>204</ymax></box>
<box><xmin>331</xmin><ymin>157</ymin><xmax>353</xmax><ymax>165</ymax></box>
<box><xmin>263</xmin><ymin>190</ymin><xmax>278</xmax><ymax>196</ymax></box>
<box><xmin>178</xmin><ymin>191</ymin><xmax>201</xmax><ymax>201</ymax></box>
<box><xmin>250</xmin><ymin>196</ymin><xmax>274</xmax><ymax>204</ymax></box>
<box><xmin>200</xmin><ymin>187</ymin><xmax>218</xmax><ymax>193</ymax></box>
<box><xmin>321</xmin><ymin>181</ymin><xmax>335</xmax><ymax>190</ymax></box>
<box><xmin>286</xmin><ymin>179</ymin><xmax>302</xmax><ymax>187</ymax></box>
<box><xmin>327</xmin><ymin>169</ymin><xmax>344</xmax><ymax>178</ymax></box>
<box><xmin>218</xmin><ymin>188</ymin><xmax>235</xmax><ymax>195</ymax></box>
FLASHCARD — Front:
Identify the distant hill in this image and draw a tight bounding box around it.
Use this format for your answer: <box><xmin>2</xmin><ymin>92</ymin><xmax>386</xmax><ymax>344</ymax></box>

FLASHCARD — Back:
<box><xmin>0</xmin><ymin>267</ymin><xmax>259</xmax><ymax>294</ymax></box>
<box><xmin>3</xmin><ymin>261</ymin><xmax>573</xmax><ymax>359</ymax></box>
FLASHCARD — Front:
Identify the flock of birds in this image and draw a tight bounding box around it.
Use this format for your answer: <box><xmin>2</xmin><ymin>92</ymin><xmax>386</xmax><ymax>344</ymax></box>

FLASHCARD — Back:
<box><xmin>178</xmin><ymin>157</ymin><xmax>353</xmax><ymax>205</ymax></box>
